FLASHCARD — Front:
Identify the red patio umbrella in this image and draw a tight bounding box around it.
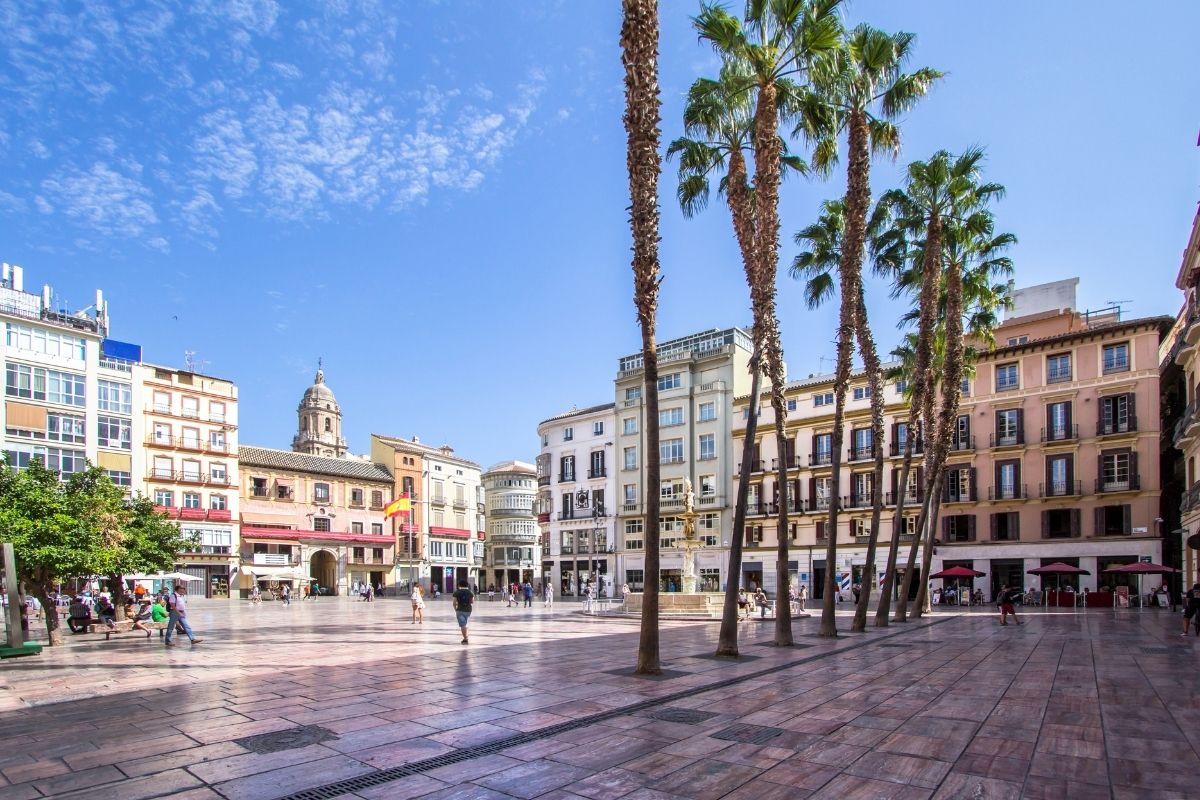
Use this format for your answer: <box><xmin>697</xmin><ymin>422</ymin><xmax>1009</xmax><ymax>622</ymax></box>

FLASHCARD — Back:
<box><xmin>1102</xmin><ymin>562</ymin><xmax>1180</xmax><ymax>610</ymax></box>
<box><xmin>1027</xmin><ymin>563</ymin><xmax>1090</xmax><ymax>607</ymax></box>
<box><xmin>930</xmin><ymin>566</ymin><xmax>986</xmax><ymax>607</ymax></box>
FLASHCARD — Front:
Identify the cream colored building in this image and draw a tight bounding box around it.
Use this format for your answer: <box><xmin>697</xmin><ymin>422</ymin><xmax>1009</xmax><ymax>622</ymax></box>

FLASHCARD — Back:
<box><xmin>1171</xmin><ymin>207</ymin><xmax>1200</xmax><ymax>588</ymax></box>
<box><xmin>136</xmin><ymin>364</ymin><xmax>240</xmax><ymax>598</ymax></box>
<box><xmin>482</xmin><ymin>460</ymin><xmax>539</xmax><ymax>590</ymax></box>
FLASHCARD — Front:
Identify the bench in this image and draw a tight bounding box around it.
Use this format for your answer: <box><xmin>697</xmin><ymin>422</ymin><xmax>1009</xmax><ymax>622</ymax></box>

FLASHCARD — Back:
<box><xmin>101</xmin><ymin>620</ymin><xmax>168</xmax><ymax>641</ymax></box>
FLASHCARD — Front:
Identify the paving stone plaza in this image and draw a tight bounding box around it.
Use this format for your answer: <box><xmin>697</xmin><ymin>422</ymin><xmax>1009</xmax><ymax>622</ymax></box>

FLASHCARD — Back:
<box><xmin>0</xmin><ymin>600</ymin><xmax>1194</xmax><ymax>800</ymax></box>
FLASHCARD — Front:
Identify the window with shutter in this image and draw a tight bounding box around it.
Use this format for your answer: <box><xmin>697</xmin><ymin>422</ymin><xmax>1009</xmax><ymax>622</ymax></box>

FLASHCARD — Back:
<box><xmin>816</xmin><ymin>520</ymin><xmax>826</xmax><ymax>540</ymax></box>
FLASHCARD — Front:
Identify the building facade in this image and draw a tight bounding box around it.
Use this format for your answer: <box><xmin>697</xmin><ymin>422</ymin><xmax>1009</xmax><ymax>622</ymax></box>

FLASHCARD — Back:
<box><xmin>371</xmin><ymin>434</ymin><xmax>483</xmax><ymax>594</ymax></box>
<box><xmin>1169</xmin><ymin>207</ymin><xmax>1200</xmax><ymax>588</ymax></box>
<box><xmin>614</xmin><ymin>328</ymin><xmax>755</xmax><ymax>595</ymax></box>
<box><xmin>536</xmin><ymin>403</ymin><xmax>618</xmax><ymax>597</ymax></box>
<box><xmin>482</xmin><ymin>460</ymin><xmax>538</xmax><ymax>590</ymax></box>
<box><xmin>370</xmin><ymin>435</ymin><xmax>425</xmax><ymax>593</ymax></box>
<box><xmin>137</xmin><ymin>364</ymin><xmax>240</xmax><ymax>598</ymax></box>
<box><xmin>737</xmin><ymin>280</ymin><xmax>1171</xmax><ymax>602</ymax></box>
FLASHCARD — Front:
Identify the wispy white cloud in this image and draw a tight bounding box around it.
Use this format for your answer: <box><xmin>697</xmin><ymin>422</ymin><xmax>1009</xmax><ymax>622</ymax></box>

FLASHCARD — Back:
<box><xmin>41</xmin><ymin>162</ymin><xmax>162</xmax><ymax>243</ymax></box>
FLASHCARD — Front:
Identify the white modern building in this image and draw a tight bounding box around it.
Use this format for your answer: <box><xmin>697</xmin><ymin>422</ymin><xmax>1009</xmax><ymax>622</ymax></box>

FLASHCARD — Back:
<box><xmin>614</xmin><ymin>327</ymin><xmax>756</xmax><ymax>594</ymax></box>
<box><xmin>536</xmin><ymin>403</ymin><xmax>618</xmax><ymax>597</ymax></box>
<box><xmin>482</xmin><ymin>460</ymin><xmax>539</xmax><ymax>590</ymax></box>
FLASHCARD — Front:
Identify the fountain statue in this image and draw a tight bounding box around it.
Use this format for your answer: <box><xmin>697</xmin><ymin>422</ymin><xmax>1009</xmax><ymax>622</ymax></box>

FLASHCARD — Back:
<box><xmin>679</xmin><ymin>479</ymin><xmax>704</xmax><ymax>594</ymax></box>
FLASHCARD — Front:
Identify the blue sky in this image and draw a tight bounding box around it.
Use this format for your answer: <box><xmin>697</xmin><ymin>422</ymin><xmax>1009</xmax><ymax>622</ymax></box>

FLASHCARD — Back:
<box><xmin>2</xmin><ymin>0</ymin><xmax>1198</xmax><ymax>469</ymax></box>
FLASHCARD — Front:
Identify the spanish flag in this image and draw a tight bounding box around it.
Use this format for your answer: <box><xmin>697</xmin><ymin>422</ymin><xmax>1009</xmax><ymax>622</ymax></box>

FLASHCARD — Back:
<box><xmin>384</xmin><ymin>495</ymin><xmax>412</xmax><ymax>519</ymax></box>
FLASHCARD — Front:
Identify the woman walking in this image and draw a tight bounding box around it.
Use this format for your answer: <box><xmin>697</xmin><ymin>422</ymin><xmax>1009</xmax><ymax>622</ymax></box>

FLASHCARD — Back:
<box><xmin>411</xmin><ymin>583</ymin><xmax>425</xmax><ymax>624</ymax></box>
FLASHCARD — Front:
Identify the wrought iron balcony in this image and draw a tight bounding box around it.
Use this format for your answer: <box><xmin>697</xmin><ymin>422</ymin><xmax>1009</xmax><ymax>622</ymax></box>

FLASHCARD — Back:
<box><xmin>987</xmin><ymin>484</ymin><xmax>1027</xmax><ymax>501</ymax></box>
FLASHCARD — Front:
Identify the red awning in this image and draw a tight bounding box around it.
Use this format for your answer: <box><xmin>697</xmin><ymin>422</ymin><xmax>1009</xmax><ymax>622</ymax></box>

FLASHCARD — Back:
<box><xmin>429</xmin><ymin>526</ymin><xmax>471</xmax><ymax>539</ymax></box>
<box><xmin>240</xmin><ymin>527</ymin><xmax>393</xmax><ymax>545</ymax></box>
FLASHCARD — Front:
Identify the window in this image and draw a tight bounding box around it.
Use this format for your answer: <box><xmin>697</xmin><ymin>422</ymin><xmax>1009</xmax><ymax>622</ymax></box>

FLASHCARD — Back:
<box><xmin>659</xmin><ymin>407</ymin><xmax>683</xmax><ymax>427</ymax></box>
<box><xmin>1042</xmin><ymin>508</ymin><xmax>1080</xmax><ymax>539</ymax></box>
<box><xmin>313</xmin><ymin>517</ymin><xmax>331</xmax><ymax>532</ymax></box>
<box><xmin>563</xmin><ymin>426</ymin><xmax>573</xmax><ymax>442</ymax></box>
<box><xmin>559</xmin><ymin>455</ymin><xmax>575</xmax><ymax>482</ymax></box>
<box><xmin>351</xmin><ymin>488</ymin><xmax>365</xmax><ymax>506</ymax></box>
<box><xmin>5</xmin><ymin>364</ymin><xmax>84</xmax><ymax>406</ymax></box>
<box><xmin>96</xmin><ymin>415</ymin><xmax>131</xmax><ymax>450</ymax></box>
<box><xmin>895</xmin><ymin>422</ymin><xmax>910</xmax><ymax>453</ymax></box>
<box><xmin>624</xmin><ymin>447</ymin><xmax>637</xmax><ymax>470</ymax></box>
<box><xmin>943</xmin><ymin>515</ymin><xmax>975</xmax><ymax>542</ymax></box>
<box><xmin>181</xmin><ymin>460</ymin><xmax>201</xmax><ymax>482</ymax></box>
<box><xmin>625</xmin><ymin>569</ymin><xmax>644</xmax><ymax>591</ymax></box>
<box><xmin>960</xmin><ymin>377</ymin><xmax>971</xmax><ymax>396</ymax></box>
<box><xmin>895</xmin><ymin>380</ymin><xmax>909</xmax><ymax>395</ymax></box>
<box><xmin>154</xmin><ymin>490</ymin><xmax>173</xmax><ymax>507</ymax></box>
<box><xmin>1102</xmin><ymin>342</ymin><xmax>1129</xmax><ymax>373</ymax></box>
<box><xmin>1046</xmin><ymin>353</ymin><xmax>1071</xmax><ymax>383</ymax></box>
<box><xmin>623</xmin><ymin>417</ymin><xmax>637</xmax><ymax>435</ymax></box>
<box><xmin>698</xmin><ymin>434</ymin><xmax>716</xmax><ymax>460</ymax></box>
<box><xmin>660</xmin><ymin>438</ymin><xmax>684</xmax><ymax>464</ymax></box>
<box><xmin>1100</xmin><ymin>451</ymin><xmax>1133</xmax><ymax>492</ymax></box>
<box><xmin>814</xmin><ymin>392</ymin><xmax>834</xmax><ymax>407</ymax></box>
<box><xmin>851</xmin><ymin>428</ymin><xmax>873</xmax><ymax>459</ymax></box>
<box><xmin>1096</xmin><ymin>504</ymin><xmax>1131</xmax><ymax>536</ymax></box>
<box><xmin>995</xmin><ymin>363</ymin><xmax>1019</xmax><ymax>391</ymax></box>
<box><xmin>995</xmin><ymin>409</ymin><xmax>1022</xmax><ymax>446</ymax></box>
<box><xmin>541</xmin><ymin>433</ymin><xmax>548</xmax><ymax>447</ymax></box>
<box><xmin>657</xmin><ymin>373</ymin><xmax>681</xmax><ymax>391</ymax></box>
<box><xmin>5</xmin><ymin>323</ymin><xmax>86</xmax><ymax>360</ymax></box>
<box><xmin>624</xmin><ymin>484</ymin><xmax>637</xmax><ymax>503</ymax></box>
<box><xmin>209</xmin><ymin>401</ymin><xmax>226</xmax><ymax>423</ymax></box>
<box><xmin>945</xmin><ymin>467</ymin><xmax>973</xmax><ymax>502</ymax></box>
<box><xmin>991</xmin><ymin>512</ymin><xmax>1019</xmax><ymax>541</ymax></box>
<box><xmin>1100</xmin><ymin>394</ymin><xmax>1134</xmax><ymax>435</ymax></box>
<box><xmin>455</xmin><ymin>542</ymin><xmax>467</xmax><ymax>559</ymax></box>
<box><xmin>1047</xmin><ymin>401</ymin><xmax>1071</xmax><ymax>441</ymax></box>
<box><xmin>106</xmin><ymin>470</ymin><xmax>131</xmax><ymax>487</ymax></box>
<box><xmin>152</xmin><ymin>391</ymin><xmax>171</xmax><ymax>412</ymax></box>
<box><xmin>430</xmin><ymin>541</ymin><xmax>443</xmax><ymax>557</ymax></box>
<box><xmin>97</xmin><ymin>380</ymin><xmax>132</xmax><ymax>414</ymax></box>
<box><xmin>183</xmin><ymin>492</ymin><xmax>201</xmax><ymax>509</ymax></box>
<box><xmin>210</xmin><ymin>494</ymin><xmax>227</xmax><ymax>510</ymax></box>
<box><xmin>661</xmin><ymin>479</ymin><xmax>683</xmax><ymax>500</ymax></box>
<box><xmin>371</xmin><ymin>490</ymin><xmax>383</xmax><ymax>508</ymax></box>
<box><xmin>812</xmin><ymin>433</ymin><xmax>832</xmax><ymax>465</ymax></box>
<box><xmin>699</xmin><ymin>513</ymin><xmax>719</xmax><ymax>546</ymax></box>
<box><xmin>786</xmin><ymin>399</ymin><xmax>797</xmax><ymax>412</ymax></box>
<box><xmin>1007</xmin><ymin>335</ymin><xmax>1029</xmax><ymax>346</ymax></box>
<box><xmin>593</xmin><ymin>421</ymin><xmax>604</xmax><ymax>436</ymax></box>
<box><xmin>47</xmin><ymin>413</ymin><xmax>85</xmax><ymax>444</ymax></box>
<box><xmin>900</xmin><ymin>516</ymin><xmax>918</xmax><ymax>536</ymax></box>
<box><xmin>853</xmin><ymin>519</ymin><xmax>869</xmax><ymax>537</ymax></box>
<box><xmin>561</xmin><ymin>531</ymin><xmax>574</xmax><ymax>554</ymax></box>
<box><xmin>250</xmin><ymin>476</ymin><xmax>267</xmax><ymax>496</ymax></box>
<box><xmin>996</xmin><ymin>461</ymin><xmax>1018</xmax><ymax>500</ymax></box>
<box><xmin>372</xmin><ymin>523</ymin><xmax>383</xmax><ymax>535</ymax></box>
<box><xmin>351</xmin><ymin>522</ymin><xmax>364</xmax><ymax>534</ymax></box>
<box><xmin>853</xmin><ymin>386</ymin><xmax>872</xmax><ymax>400</ymax></box>
<box><xmin>1046</xmin><ymin>455</ymin><xmax>1072</xmax><ymax>496</ymax></box>
<box><xmin>813</xmin><ymin>476</ymin><xmax>832</xmax><ymax>510</ymax></box>
<box><xmin>210</xmin><ymin>463</ymin><xmax>227</xmax><ymax>484</ymax></box>
<box><xmin>276</xmin><ymin>483</ymin><xmax>293</xmax><ymax>500</ymax></box>
<box><xmin>314</xmin><ymin>482</ymin><xmax>330</xmax><ymax>503</ymax></box>
<box><xmin>852</xmin><ymin>472</ymin><xmax>874</xmax><ymax>505</ymax></box>
<box><xmin>589</xmin><ymin>450</ymin><xmax>605</xmax><ymax>477</ymax></box>
<box><xmin>181</xmin><ymin>396</ymin><xmax>199</xmax><ymax>419</ymax></box>
<box><xmin>700</xmin><ymin>474</ymin><xmax>715</xmax><ymax>497</ymax></box>
<box><xmin>210</xmin><ymin>430</ymin><xmax>227</xmax><ymax>452</ymax></box>
<box><xmin>625</xmin><ymin>387</ymin><xmax>641</xmax><ymax>401</ymax></box>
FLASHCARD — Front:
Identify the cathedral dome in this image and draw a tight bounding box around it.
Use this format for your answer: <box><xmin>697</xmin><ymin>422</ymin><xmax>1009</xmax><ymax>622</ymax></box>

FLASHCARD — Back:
<box><xmin>300</xmin><ymin>368</ymin><xmax>338</xmax><ymax>409</ymax></box>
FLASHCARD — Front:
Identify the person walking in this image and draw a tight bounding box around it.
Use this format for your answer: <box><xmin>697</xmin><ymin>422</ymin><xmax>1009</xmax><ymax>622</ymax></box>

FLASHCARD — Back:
<box><xmin>737</xmin><ymin>588</ymin><xmax>750</xmax><ymax>621</ymax></box>
<box><xmin>755</xmin><ymin>587</ymin><xmax>770</xmax><ymax>619</ymax></box>
<box><xmin>797</xmin><ymin>583</ymin><xmax>808</xmax><ymax>613</ymax></box>
<box><xmin>621</xmin><ymin>582</ymin><xmax>630</xmax><ymax>599</ymax></box>
<box><xmin>522</xmin><ymin>581</ymin><xmax>534</xmax><ymax>608</ymax></box>
<box><xmin>452</xmin><ymin>579</ymin><xmax>474</xmax><ymax>645</ymax></box>
<box><xmin>411</xmin><ymin>584</ymin><xmax>425</xmax><ymax>624</ymax></box>
<box><xmin>544</xmin><ymin>583</ymin><xmax>554</xmax><ymax>608</ymax></box>
<box><xmin>164</xmin><ymin>583</ymin><xmax>202</xmax><ymax>646</ymax></box>
<box><xmin>1181</xmin><ymin>583</ymin><xmax>1200</xmax><ymax>636</ymax></box>
<box><xmin>281</xmin><ymin>584</ymin><xmax>291</xmax><ymax>606</ymax></box>
<box><xmin>998</xmin><ymin>585</ymin><xmax>1024</xmax><ymax>626</ymax></box>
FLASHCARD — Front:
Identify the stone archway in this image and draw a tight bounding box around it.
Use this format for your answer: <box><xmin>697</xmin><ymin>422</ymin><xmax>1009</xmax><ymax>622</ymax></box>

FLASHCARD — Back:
<box><xmin>310</xmin><ymin>549</ymin><xmax>338</xmax><ymax>596</ymax></box>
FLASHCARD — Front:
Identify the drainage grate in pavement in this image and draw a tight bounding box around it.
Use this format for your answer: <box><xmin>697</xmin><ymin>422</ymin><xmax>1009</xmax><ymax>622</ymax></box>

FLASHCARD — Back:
<box><xmin>1141</xmin><ymin>646</ymin><xmax>1192</xmax><ymax>656</ymax></box>
<box><xmin>646</xmin><ymin>708</ymin><xmax>719</xmax><ymax>724</ymax></box>
<box><xmin>235</xmin><ymin>725</ymin><xmax>338</xmax><ymax>755</ymax></box>
<box><xmin>276</xmin><ymin>617</ymin><xmax>956</xmax><ymax>800</ymax></box>
<box><xmin>710</xmin><ymin>723</ymin><xmax>785</xmax><ymax>745</ymax></box>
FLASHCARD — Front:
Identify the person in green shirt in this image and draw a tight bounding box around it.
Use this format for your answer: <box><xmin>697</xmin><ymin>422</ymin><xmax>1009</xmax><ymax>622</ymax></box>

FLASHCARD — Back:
<box><xmin>150</xmin><ymin>599</ymin><xmax>169</xmax><ymax>624</ymax></box>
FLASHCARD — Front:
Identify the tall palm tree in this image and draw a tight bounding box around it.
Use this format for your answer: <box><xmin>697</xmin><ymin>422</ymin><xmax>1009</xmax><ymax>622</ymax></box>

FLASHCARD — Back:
<box><xmin>880</xmin><ymin>150</ymin><xmax>1013</xmax><ymax>619</ymax></box>
<box><xmin>791</xmin><ymin>198</ymin><xmax>891</xmax><ymax>633</ymax></box>
<box><xmin>696</xmin><ymin>0</ymin><xmax>842</xmax><ymax>646</ymax></box>
<box><xmin>622</xmin><ymin>0</ymin><xmax>663</xmax><ymax>675</ymax></box>
<box><xmin>797</xmin><ymin>24</ymin><xmax>941</xmax><ymax>637</ymax></box>
<box><xmin>667</xmin><ymin>60</ymin><xmax>806</xmax><ymax>657</ymax></box>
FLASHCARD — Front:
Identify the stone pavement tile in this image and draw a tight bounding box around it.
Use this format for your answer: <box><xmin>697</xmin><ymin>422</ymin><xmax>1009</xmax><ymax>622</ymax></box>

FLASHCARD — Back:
<box><xmin>166</xmin><ymin>789</ymin><xmax>226</xmax><ymax>800</ymax></box>
<box><xmin>347</xmin><ymin>736</ymin><xmax>455</xmax><ymax>769</ymax></box>
<box><xmin>899</xmin><ymin>717</ymin><xmax>977</xmax><ymax>739</ymax></box>
<box><xmin>473</xmin><ymin>758</ymin><xmax>594</xmax><ymax>800</ymax></box>
<box><xmin>1035</xmin><ymin>735</ymin><xmax>1104</xmax><ymax>759</ymax></box>
<box><xmin>493</xmin><ymin>694</ymin><xmax>573</xmax><ymax>713</ymax></box>
<box><xmin>0</xmin><ymin>784</ymin><xmax>40</xmax><ymax>800</ymax></box>
<box><xmin>1108</xmin><ymin>757</ymin><xmax>1200</xmax><ymax>793</ymax></box>
<box><xmin>844</xmin><ymin>751</ymin><xmax>952</xmax><ymax>789</ymax></box>
<box><xmin>355</xmin><ymin>773</ymin><xmax>451</xmax><ymax>800</ymax></box>
<box><xmin>51</xmin><ymin>767</ymin><xmax>203</xmax><ymax>800</ymax></box>
<box><xmin>241</xmin><ymin>704</ymin><xmax>315</xmax><ymax>721</ymax></box>
<box><xmin>533</xmin><ymin>790</ymin><xmax>592</xmax><ymax>800</ymax></box>
<box><xmin>849</xmin><ymin>714</ymin><xmax>906</xmax><ymax>732</ymax></box>
<box><xmin>974</xmin><ymin>723</ymin><xmax>1038</xmax><ymax>743</ymax></box>
<box><xmin>549</xmin><ymin>733</ymin><xmax>663</xmax><ymax>771</ymax></box>
<box><xmin>376</xmin><ymin>703</ymin><xmax>456</xmax><ymax>722</ymax></box>
<box><xmin>720</xmin><ymin>776</ymin><xmax>812</xmax><ymax>800</ymax></box>
<box><xmin>878</xmin><ymin>732</ymin><xmax>971</xmax><ymax>763</ymax></box>
<box><xmin>709</xmin><ymin>742</ymin><xmax>795</xmax><ymax>769</ymax></box>
<box><xmin>1019</xmin><ymin>774</ymin><xmax>1108</xmax><ymax>800</ymax></box>
<box><xmin>620</xmin><ymin>719</ymin><xmax>705</xmax><ymax>742</ymax></box>
<box><xmin>428</xmin><ymin>722</ymin><xmax>515</xmax><ymax>749</ymax></box>
<box><xmin>500</xmin><ymin>738</ymin><xmax>576</xmax><ymax>762</ymax></box>
<box><xmin>31</xmin><ymin>763</ymin><xmax>123</xmax><ymax>795</ymax></box>
<box><xmin>963</xmin><ymin>737</ymin><xmax>1034</xmax><ymax>760</ymax></box>
<box><xmin>930</xmin><ymin>771</ymin><xmax>1021</xmax><ymax>800</ymax></box>
<box><xmin>1105</xmin><ymin>735</ymin><xmax>1200</xmax><ymax>765</ymax></box>
<box><xmin>320</xmin><ymin>714</ymin><xmax>395</xmax><ymax>735</ymax></box>
<box><xmin>421</xmin><ymin>704</ymin><xmax>514</xmax><ymax>730</ymax></box>
<box><xmin>424</xmin><ymin>754</ymin><xmax>525</xmax><ymax>783</ymax></box>
<box><xmin>650</xmin><ymin>758</ymin><xmax>760</xmax><ymax>800</ymax></box>
<box><xmin>1112</xmin><ymin>787</ymin><xmax>1192</xmax><ymax>800</ymax></box>
<box><xmin>1</xmin><ymin>758</ymin><xmax>69</xmax><ymax>785</ymax></box>
<box><xmin>118</xmin><ymin>740</ymin><xmax>247</xmax><ymax>778</ymax></box>
<box><xmin>491</xmin><ymin>710</ymin><xmax>573</xmax><ymax>732</ymax></box>
<box><xmin>795</xmin><ymin>740</ymin><xmax>869</xmax><ymax>768</ymax></box>
<box><xmin>282</xmin><ymin>701</ymin><xmax>391</xmax><ymax>726</ymax></box>
<box><xmin>619</xmin><ymin>751</ymin><xmax>698</xmax><ymax>779</ymax></box>
<box><xmin>421</xmin><ymin>784</ymin><xmax>520</xmax><ymax>800</ymax></box>
<box><xmin>321</xmin><ymin>720</ymin><xmax>439</xmax><ymax>754</ymax></box>
<box><xmin>567</xmin><ymin>766</ymin><xmax>651</xmax><ymax>800</ymax></box>
<box><xmin>917</xmin><ymin>698</ymin><xmax>995</xmax><ymax>722</ymax></box>
<box><xmin>808</xmin><ymin>773</ymin><xmax>931</xmax><ymax>800</ymax></box>
<box><xmin>175</xmin><ymin>716</ymin><xmax>296</xmax><ymax>745</ymax></box>
<box><xmin>212</xmin><ymin>754</ymin><xmax>375</xmax><ymax>800</ymax></box>
<box><xmin>601</xmin><ymin>790</ymin><xmax>690</xmax><ymax>800</ymax></box>
<box><xmin>951</xmin><ymin>753</ymin><xmax>1029</xmax><ymax>783</ymax></box>
<box><xmin>824</xmin><ymin>723</ymin><xmax>892</xmax><ymax>747</ymax></box>
<box><xmin>1027</xmin><ymin>751</ymin><xmax>1108</xmax><ymax>785</ymax></box>
<box><xmin>778</xmin><ymin>715</ymin><xmax>844</xmax><ymax>735</ymax></box>
<box><xmin>758</xmin><ymin>758</ymin><xmax>840</xmax><ymax>791</ymax></box>
<box><xmin>658</xmin><ymin>733</ymin><xmax>733</xmax><ymax>758</ymax></box>
<box><xmin>63</xmin><ymin>732</ymin><xmax>198</xmax><ymax>771</ymax></box>
<box><xmin>188</xmin><ymin>742</ymin><xmax>344</xmax><ymax>783</ymax></box>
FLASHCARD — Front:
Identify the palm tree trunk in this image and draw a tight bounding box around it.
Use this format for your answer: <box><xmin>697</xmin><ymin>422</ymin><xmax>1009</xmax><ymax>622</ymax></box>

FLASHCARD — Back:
<box><xmin>717</xmin><ymin>353</ymin><xmax>761</xmax><ymax>657</ymax></box>
<box><xmin>621</xmin><ymin>0</ymin><xmax>663</xmax><ymax>675</ymax></box>
<box><xmin>875</xmin><ymin>405</ymin><xmax>919</xmax><ymax>626</ymax></box>
<box><xmin>820</xmin><ymin>109</ymin><xmax>871</xmax><ymax>638</ymax></box>
<box><xmin>851</xmin><ymin>291</ymin><xmax>884</xmax><ymax>633</ymax></box>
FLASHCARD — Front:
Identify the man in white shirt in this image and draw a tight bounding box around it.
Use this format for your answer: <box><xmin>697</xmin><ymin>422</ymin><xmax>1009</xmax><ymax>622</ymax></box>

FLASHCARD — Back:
<box><xmin>164</xmin><ymin>583</ymin><xmax>203</xmax><ymax>647</ymax></box>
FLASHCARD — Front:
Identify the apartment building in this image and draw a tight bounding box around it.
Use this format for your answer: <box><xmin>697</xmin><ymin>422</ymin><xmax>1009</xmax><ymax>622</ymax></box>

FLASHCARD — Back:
<box><xmin>1169</xmin><ymin>207</ymin><xmax>1200</xmax><ymax>587</ymax></box>
<box><xmin>536</xmin><ymin>403</ymin><xmax>617</xmax><ymax>597</ymax></box>
<box><xmin>482</xmin><ymin>460</ymin><xmax>539</xmax><ymax>590</ymax></box>
<box><xmin>737</xmin><ymin>280</ymin><xmax>1171</xmax><ymax>602</ymax></box>
<box><xmin>137</xmin><ymin>364</ymin><xmax>240</xmax><ymax>598</ymax></box>
<box><xmin>370</xmin><ymin>435</ymin><xmax>426</xmax><ymax>593</ymax></box>
<box><xmin>372</xmin><ymin>434</ymin><xmax>483</xmax><ymax>594</ymax></box>
<box><xmin>615</xmin><ymin>327</ymin><xmax>754</xmax><ymax>594</ymax></box>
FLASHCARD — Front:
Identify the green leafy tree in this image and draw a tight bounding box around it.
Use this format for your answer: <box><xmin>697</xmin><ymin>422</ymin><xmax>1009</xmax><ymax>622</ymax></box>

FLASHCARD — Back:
<box><xmin>105</xmin><ymin>494</ymin><xmax>197</xmax><ymax>619</ymax></box>
<box><xmin>797</xmin><ymin>24</ymin><xmax>941</xmax><ymax>637</ymax></box>
<box><xmin>696</xmin><ymin>0</ymin><xmax>843</xmax><ymax>647</ymax></box>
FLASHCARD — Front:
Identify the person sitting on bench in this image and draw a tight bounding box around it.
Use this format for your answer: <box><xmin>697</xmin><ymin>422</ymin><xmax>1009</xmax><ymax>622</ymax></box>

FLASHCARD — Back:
<box><xmin>130</xmin><ymin>600</ymin><xmax>155</xmax><ymax>636</ymax></box>
<box><xmin>96</xmin><ymin>596</ymin><xmax>117</xmax><ymax>628</ymax></box>
<box><xmin>67</xmin><ymin>598</ymin><xmax>93</xmax><ymax>633</ymax></box>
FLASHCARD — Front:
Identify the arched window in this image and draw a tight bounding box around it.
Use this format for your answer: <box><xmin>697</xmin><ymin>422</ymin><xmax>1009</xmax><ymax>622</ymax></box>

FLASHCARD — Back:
<box><xmin>302</xmin><ymin>417</ymin><xmax>308</xmax><ymax>431</ymax></box>
<box><xmin>324</xmin><ymin>418</ymin><xmax>331</xmax><ymax>432</ymax></box>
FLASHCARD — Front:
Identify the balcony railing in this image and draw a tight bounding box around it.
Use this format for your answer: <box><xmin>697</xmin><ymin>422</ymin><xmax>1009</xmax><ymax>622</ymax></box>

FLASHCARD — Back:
<box><xmin>847</xmin><ymin>446</ymin><xmax>877</xmax><ymax>463</ymax></box>
<box><xmin>1096</xmin><ymin>475</ymin><xmax>1141</xmax><ymax>493</ymax></box>
<box><xmin>885</xmin><ymin>491</ymin><xmax>919</xmax><ymax>506</ymax></box>
<box><xmin>889</xmin><ymin>440</ymin><xmax>924</xmax><ymax>457</ymax></box>
<box><xmin>1098</xmin><ymin>417</ymin><xmax>1137</xmax><ymax>436</ymax></box>
<box><xmin>250</xmin><ymin>486</ymin><xmax>270</xmax><ymax>497</ymax></box>
<box><xmin>622</xmin><ymin>502</ymin><xmax>640</xmax><ymax>513</ymax></box>
<box><xmin>1040</xmin><ymin>425</ymin><xmax>1078</xmax><ymax>443</ymax></box>
<box><xmin>537</xmin><ymin>475</ymin><xmax>551</xmax><ymax>486</ymax></box>
<box><xmin>987</xmin><ymin>484</ymin><xmax>1027</xmax><ymax>501</ymax></box>
<box><xmin>949</xmin><ymin>435</ymin><xmax>975</xmax><ymax>452</ymax></box>
<box><xmin>989</xmin><ymin>431</ymin><xmax>1024</xmax><ymax>448</ymax></box>
<box><xmin>768</xmin><ymin>457</ymin><xmax>803</xmax><ymax>470</ymax></box>
<box><xmin>588</xmin><ymin>468</ymin><xmax>607</xmax><ymax>479</ymax></box>
<box><xmin>243</xmin><ymin>552</ymin><xmax>301</xmax><ymax>566</ymax></box>
<box><xmin>1039</xmin><ymin>480</ymin><xmax>1082</xmax><ymax>498</ymax></box>
<box><xmin>558</xmin><ymin>473</ymin><xmax>576</xmax><ymax>483</ymax></box>
<box><xmin>1183</xmin><ymin>482</ymin><xmax>1200</xmax><ymax>514</ymax></box>
<box><xmin>452</xmin><ymin>499</ymin><xmax>468</xmax><ymax>510</ymax></box>
<box><xmin>810</xmin><ymin>452</ymin><xmax>832</xmax><ymax>467</ymax></box>
<box><xmin>845</xmin><ymin>491</ymin><xmax>875</xmax><ymax>509</ymax></box>
<box><xmin>313</xmin><ymin>493</ymin><xmax>331</xmax><ymax>504</ymax></box>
